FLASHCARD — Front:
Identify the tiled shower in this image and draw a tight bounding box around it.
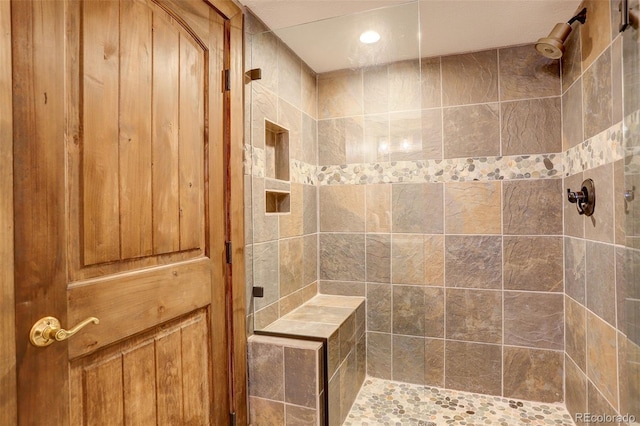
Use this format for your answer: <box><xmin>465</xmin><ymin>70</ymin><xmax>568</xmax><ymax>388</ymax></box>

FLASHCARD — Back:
<box><xmin>244</xmin><ymin>0</ymin><xmax>639</xmax><ymax>424</ymax></box>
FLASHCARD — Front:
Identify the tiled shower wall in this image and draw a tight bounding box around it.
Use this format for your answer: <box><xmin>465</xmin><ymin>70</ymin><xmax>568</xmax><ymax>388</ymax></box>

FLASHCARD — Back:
<box><xmin>315</xmin><ymin>45</ymin><xmax>566</xmax><ymax>402</ymax></box>
<box><xmin>562</xmin><ymin>0</ymin><xmax>639</xmax><ymax>421</ymax></box>
<box><xmin>244</xmin><ymin>0</ymin><xmax>639</xmax><ymax>415</ymax></box>
<box><xmin>244</xmin><ymin>12</ymin><xmax>320</xmax><ymax>333</ymax></box>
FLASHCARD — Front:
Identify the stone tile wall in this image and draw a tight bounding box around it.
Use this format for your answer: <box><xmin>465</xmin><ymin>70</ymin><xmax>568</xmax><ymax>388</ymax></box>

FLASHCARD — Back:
<box><xmin>561</xmin><ymin>0</ymin><xmax>639</xmax><ymax>422</ymax></box>
<box><xmin>315</xmin><ymin>42</ymin><xmax>565</xmax><ymax>403</ymax></box>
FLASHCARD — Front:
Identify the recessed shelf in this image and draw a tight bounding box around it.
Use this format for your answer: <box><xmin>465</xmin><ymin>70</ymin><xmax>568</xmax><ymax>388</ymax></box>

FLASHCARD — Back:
<box><xmin>265</xmin><ymin>190</ymin><xmax>290</xmax><ymax>214</ymax></box>
<box><xmin>265</xmin><ymin>119</ymin><xmax>290</xmax><ymax>182</ymax></box>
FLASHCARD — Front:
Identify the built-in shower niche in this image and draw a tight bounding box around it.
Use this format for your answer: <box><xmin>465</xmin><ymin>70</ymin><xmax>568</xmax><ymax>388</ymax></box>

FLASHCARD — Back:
<box><xmin>264</xmin><ymin>119</ymin><xmax>290</xmax><ymax>214</ymax></box>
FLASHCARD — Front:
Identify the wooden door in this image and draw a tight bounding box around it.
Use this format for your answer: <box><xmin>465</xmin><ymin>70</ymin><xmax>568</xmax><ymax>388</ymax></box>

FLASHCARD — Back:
<box><xmin>12</xmin><ymin>0</ymin><xmax>245</xmax><ymax>424</ymax></box>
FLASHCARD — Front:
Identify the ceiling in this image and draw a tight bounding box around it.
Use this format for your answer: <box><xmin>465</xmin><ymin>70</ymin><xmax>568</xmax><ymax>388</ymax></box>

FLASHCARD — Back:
<box><xmin>239</xmin><ymin>0</ymin><xmax>583</xmax><ymax>73</ymax></box>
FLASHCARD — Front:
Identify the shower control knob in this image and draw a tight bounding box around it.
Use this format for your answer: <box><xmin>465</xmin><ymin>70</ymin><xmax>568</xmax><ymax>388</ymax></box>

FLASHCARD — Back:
<box><xmin>567</xmin><ymin>178</ymin><xmax>595</xmax><ymax>216</ymax></box>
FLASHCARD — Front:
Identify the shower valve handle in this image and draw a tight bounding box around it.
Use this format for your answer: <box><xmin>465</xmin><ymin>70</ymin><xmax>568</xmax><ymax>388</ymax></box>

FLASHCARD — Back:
<box><xmin>567</xmin><ymin>178</ymin><xmax>595</xmax><ymax>217</ymax></box>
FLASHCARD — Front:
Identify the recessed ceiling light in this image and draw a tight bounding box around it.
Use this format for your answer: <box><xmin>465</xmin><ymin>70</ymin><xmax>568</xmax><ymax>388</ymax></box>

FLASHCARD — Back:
<box><xmin>359</xmin><ymin>30</ymin><xmax>380</xmax><ymax>44</ymax></box>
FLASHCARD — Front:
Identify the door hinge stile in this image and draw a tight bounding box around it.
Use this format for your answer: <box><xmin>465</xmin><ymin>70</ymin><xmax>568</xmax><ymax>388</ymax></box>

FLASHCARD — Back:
<box><xmin>223</xmin><ymin>69</ymin><xmax>230</xmax><ymax>92</ymax></box>
<box><xmin>225</xmin><ymin>241</ymin><xmax>232</xmax><ymax>264</ymax></box>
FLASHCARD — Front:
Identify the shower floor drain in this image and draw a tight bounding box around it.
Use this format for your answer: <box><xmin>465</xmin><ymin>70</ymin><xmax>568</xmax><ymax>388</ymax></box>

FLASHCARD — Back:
<box><xmin>344</xmin><ymin>377</ymin><xmax>574</xmax><ymax>425</ymax></box>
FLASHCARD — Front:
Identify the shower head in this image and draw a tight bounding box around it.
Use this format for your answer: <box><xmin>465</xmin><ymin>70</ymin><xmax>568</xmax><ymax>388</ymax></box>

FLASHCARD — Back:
<box><xmin>535</xmin><ymin>7</ymin><xmax>587</xmax><ymax>59</ymax></box>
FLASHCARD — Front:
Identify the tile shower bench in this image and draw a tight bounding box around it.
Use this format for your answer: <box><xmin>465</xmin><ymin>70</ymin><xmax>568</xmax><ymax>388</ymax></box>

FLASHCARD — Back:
<box><xmin>248</xmin><ymin>294</ymin><xmax>366</xmax><ymax>425</ymax></box>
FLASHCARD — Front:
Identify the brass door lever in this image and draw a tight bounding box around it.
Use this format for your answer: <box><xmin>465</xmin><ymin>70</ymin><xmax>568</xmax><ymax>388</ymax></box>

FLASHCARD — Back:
<box><xmin>29</xmin><ymin>316</ymin><xmax>99</xmax><ymax>347</ymax></box>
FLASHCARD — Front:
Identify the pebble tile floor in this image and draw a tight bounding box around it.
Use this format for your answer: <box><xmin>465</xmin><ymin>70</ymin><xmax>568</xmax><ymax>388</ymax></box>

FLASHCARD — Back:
<box><xmin>344</xmin><ymin>378</ymin><xmax>575</xmax><ymax>425</ymax></box>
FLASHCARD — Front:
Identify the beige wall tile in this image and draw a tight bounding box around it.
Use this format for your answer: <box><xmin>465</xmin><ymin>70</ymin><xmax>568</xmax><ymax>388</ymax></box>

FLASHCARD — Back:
<box><xmin>392</xmin><ymin>285</ymin><xmax>426</xmax><ymax>336</ymax></box>
<box><xmin>424</xmin><ymin>235</ymin><xmax>444</xmax><ymax>286</ymax></box>
<box><xmin>280</xmin><ymin>183</ymin><xmax>304</xmax><ymax>238</ymax></box>
<box><xmin>302</xmin><ymin>113</ymin><xmax>317</xmax><ymax>166</ymax></box>
<box><xmin>445</xmin><ymin>341</ymin><xmax>502</xmax><ymax>395</ymax></box>
<box><xmin>367</xmin><ymin>332</ymin><xmax>391</xmax><ymax>379</ymax></box>
<box><xmin>254</xmin><ymin>241</ymin><xmax>280</xmax><ymax>310</ymax></box>
<box><xmin>318</xmin><ymin>280</ymin><xmax>365</xmax><ymax>297</ymax></box>
<box><xmin>366</xmin><ymin>184</ymin><xmax>391</xmax><ymax>232</ymax></box>
<box><xmin>424</xmin><ymin>338</ymin><xmax>445</xmax><ymax>387</ymax></box>
<box><xmin>318</xmin><ymin>69</ymin><xmax>363</xmax><ymax>119</ymax></box>
<box><xmin>586</xmin><ymin>240</ymin><xmax>616</xmax><ymax>327</ymax></box>
<box><xmin>389</xmin><ymin>110</ymin><xmax>423</xmax><ymax>161</ymax></box>
<box><xmin>389</xmin><ymin>59</ymin><xmax>421</xmax><ymax>111</ymax></box>
<box><xmin>504</xmin><ymin>292</ymin><xmax>564</xmax><ymax>350</ymax></box>
<box><xmin>285</xmin><ymin>405</ymin><xmax>316</xmax><ymax>426</ymax></box>
<box><xmin>587</xmin><ymin>381</ymin><xmax>618</xmax><ymax>420</ymax></box>
<box><xmin>303</xmin><ymin>234</ymin><xmax>317</xmax><ymax>286</ymax></box>
<box><xmin>393</xmin><ymin>335</ymin><xmax>425</xmax><ymax>385</ymax></box>
<box><xmin>366</xmin><ymin>234</ymin><xmax>390</xmax><ymax>283</ymax></box>
<box><xmin>503</xmin><ymin>347</ymin><xmax>563</xmax><ymax>403</ymax></box>
<box><xmin>278</xmin><ymin>42</ymin><xmax>302</xmax><ymax>109</ymax></box>
<box><xmin>251</xmin><ymin>31</ymin><xmax>279</xmax><ymax>92</ymax></box>
<box><xmin>367</xmin><ymin>283</ymin><xmax>391</xmax><ymax>333</ymax></box>
<box><xmin>562</xmin><ymin>26</ymin><xmax>582</xmax><ymax>93</ymax></box>
<box><xmin>498</xmin><ymin>44</ymin><xmax>560</xmax><ymax>101</ymax></box>
<box><xmin>319</xmin><ymin>185</ymin><xmax>365</xmax><ymax>232</ymax></box>
<box><xmin>503</xmin><ymin>179</ymin><xmax>563</xmax><ymax>235</ymax></box>
<box><xmin>583</xmin><ymin>47</ymin><xmax>613</xmax><ymax>140</ymax></box>
<box><xmin>278</xmin><ymin>99</ymin><xmax>302</xmax><ymax>162</ymax></box>
<box><xmin>392</xmin><ymin>234</ymin><xmax>425</xmax><ymax>285</ymax></box>
<box><xmin>566</xmin><ymin>295</ymin><xmax>587</xmax><ymax>372</ymax></box>
<box><xmin>280</xmin><ymin>237</ymin><xmax>304</xmax><ymax>298</ymax></box>
<box><xmin>303</xmin><ymin>184</ymin><xmax>317</xmax><ymax>235</ymax></box>
<box><xmin>254</xmin><ymin>303</ymin><xmax>280</xmax><ymax>330</ymax></box>
<box><xmin>252</xmin><ymin>84</ymin><xmax>278</xmax><ymax>149</ymax></box>
<box><xmin>284</xmin><ymin>347</ymin><xmax>318</xmax><ymax>408</ymax></box>
<box><xmin>317</xmin><ymin>117</ymin><xmax>364</xmax><ymax>165</ymax></box>
<box><xmin>441</xmin><ymin>49</ymin><xmax>498</xmax><ymax>106</ymax></box>
<box><xmin>445</xmin><ymin>236</ymin><xmax>502</xmax><ymax>289</ymax></box>
<box><xmin>421</xmin><ymin>108</ymin><xmax>443</xmax><ymax>160</ymax></box>
<box><xmin>443</xmin><ymin>104</ymin><xmax>500</xmax><ymax>158</ymax></box>
<box><xmin>503</xmin><ymin>236</ymin><xmax>563</xmax><ymax>292</ymax></box>
<box><xmin>501</xmin><ymin>98</ymin><xmax>561</xmax><ymax>156</ymax></box>
<box><xmin>614</xmin><ymin>160</ymin><xmax>626</xmax><ymax>245</ymax></box>
<box><xmin>565</xmin><ymin>355</ymin><xmax>588</xmax><ymax>421</ymax></box>
<box><xmin>319</xmin><ymin>233</ymin><xmax>365</xmax><ymax>281</ymax></box>
<box><xmin>424</xmin><ymin>286</ymin><xmax>445</xmax><ymax>339</ymax></box>
<box><xmin>249</xmin><ymin>341</ymin><xmax>284</xmax><ymax>400</ymax></box>
<box><xmin>363</xmin><ymin>114</ymin><xmax>390</xmax><ymax>162</ymax></box>
<box><xmin>363</xmin><ymin>64</ymin><xmax>389</xmax><ymax>115</ymax></box>
<box><xmin>445</xmin><ymin>181</ymin><xmax>501</xmax><ymax>234</ymax></box>
<box><xmin>421</xmin><ymin>57</ymin><xmax>442</xmax><ymax>109</ymax></box>
<box><xmin>301</xmin><ymin>62</ymin><xmax>317</xmax><ymax>118</ymax></box>
<box><xmin>250</xmin><ymin>397</ymin><xmax>285</xmax><ymax>426</ymax></box>
<box><xmin>445</xmin><ymin>288</ymin><xmax>502</xmax><ymax>344</ymax></box>
<box><xmin>392</xmin><ymin>183</ymin><xmax>443</xmax><ymax>233</ymax></box>
<box><xmin>562</xmin><ymin>78</ymin><xmax>584</xmax><ymax>151</ymax></box>
<box><xmin>580</xmin><ymin>0</ymin><xmax>612</xmax><ymax>70</ymax></box>
<box><xmin>586</xmin><ymin>311</ymin><xmax>619</xmax><ymax>410</ymax></box>
<box><xmin>565</xmin><ymin>237</ymin><xmax>586</xmax><ymax>304</ymax></box>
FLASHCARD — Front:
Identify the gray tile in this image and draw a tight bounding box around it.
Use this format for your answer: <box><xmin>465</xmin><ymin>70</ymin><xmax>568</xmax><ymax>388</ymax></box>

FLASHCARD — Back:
<box><xmin>583</xmin><ymin>47</ymin><xmax>613</xmax><ymax>140</ymax></box>
<box><xmin>561</xmin><ymin>25</ymin><xmax>582</xmax><ymax>93</ymax></box>
<box><xmin>586</xmin><ymin>240</ymin><xmax>616</xmax><ymax>327</ymax></box>
<box><xmin>445</xmin><ymin>236</ymin><xmax>502</xmax><ymax>289</ymax></box>
<box><xmin>393</xmin><ymin>335</ymin><xmax>425</xmax><ymax>385</ymax></box>
<box><xmin>503</xmin><ymin>179</ymin><xmax>563</xmax><ymax>235</ymax></box>
<box><xmin>363</xmin><ymin>64</ymin><xmax>388</xmax><ymax>115</ymax></box>
<box><xmin>445</xmin><ymin>341</ymin><xmax>502</xmax><ymax>395</ymax></box>
<box><xmin>367</xmin><ymin>283</ymin><xmax>391</xmax><ymax>333</ymax></box>
<box><xmin>367</xmin><ymin>332</ymin><xmax>391</xmax><ymax>380</ymax></box>
<box><xmin>504</xmin><ymin>292</ymin><xmax>564</xmax><ymax>350</ymax></box>
<box><xmin>284</xmin><ymin>347</ymin><xmax>317</xmax><ymax>408</ymax></box>
<box><xmin>503</xmin><ymin>236</ymin><xmax>563</xmax><ymax>292</ymax></box>
<box><xmin>565</xmin><ymin>237</ymin><xmax>586</xmax><ymax>304</ymax></box>
<box><xmin>279</xmin><ymin>237</ymin><xmax>304</xmax><ymax>297</ymax></box>
<box><xmin>445</xmin><ymin>288</ymin><xmax>502</xmax><ymax>344</ymax></box>
<box><xmin>564</xmin><ymin>356</ymin><xmax>587</xmax><ymax>421</ymax></box>
<box><xmin>421</xmin><ymin>57</ymin><xmax>441</xmax><ymax>109</ymax></box>
<box><xmin>443</xmin><ymin>104</ymin><xmax>500</xmax><ymax>159</ymax></box>
<box><xmin>319</xmin><ymin>234</ymin><xmax>365</xmax><ymax>281</ymax></box>
<box><xmin>501</xmin><ymin>98</ymin><xmax>561</xmax><ymax>156</ymax></box>
<box><xmin>441</xmin><ymin>49</ymin><xmax>498</xmax><ymax>106</ymax></box>
<box><xmin>392</xmin><ymin>286</ymin><xmax>426</xmax><ymax>336</ymax></box>
<box><xmin>249</xmin><ymin>341</ymin><xmax>284</xmax><ymax>400</ymax></box>
<box><xmin>392</xmin><ymin>183</ymin><xmax>443</xmax><ymax>233</ymax></box>
<box><xmin>499</xmin><ymin>44</ymin><xmax>560</xmax><ymax>101</ymax></box>
<box><xmin>319</xmin><ymin>185</ymin><xmax>365</xmax><ymax>232</ymax></box>
<box><xmin>366</xmin><ymin>234</ymin><xmax>391</xmax><ymax>283</ymax></box>
<box><xmin>503</xmin><ymin>347</ymin><xmax>563</xmax><ymax>403</ymax></box>
<box><xmin>565</xmin><ymin>295</ymin><xmax>587</xmax><ymax>372</ymax></box>
<box><xmin>444</xmin><ymin>181</ymin><xmax>501</xmax><ymax>234</ymax></box>
<box><xmin>562</xmin><ymin>78</ymin><xmax>583</xmax><ymax>151</ymax></box>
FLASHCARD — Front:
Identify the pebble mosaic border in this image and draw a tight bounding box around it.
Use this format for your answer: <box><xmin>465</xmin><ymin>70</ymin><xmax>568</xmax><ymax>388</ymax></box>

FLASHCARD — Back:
<box><xmin>344</xmin><ymin>378</ymin><xmax>575</xmax><ymax>426</ymax></box>
<box><xmin>245</xmin><ymin>119</ymin><xmax>630</xmax><ymax>185</ymax></box>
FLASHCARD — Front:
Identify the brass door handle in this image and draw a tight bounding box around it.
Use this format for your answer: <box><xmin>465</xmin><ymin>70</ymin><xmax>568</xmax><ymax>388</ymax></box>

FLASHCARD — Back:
<box><xmin>29</xmin><ymin>316</ymin><xmax>99</xmax><ymax>347</ymax></box>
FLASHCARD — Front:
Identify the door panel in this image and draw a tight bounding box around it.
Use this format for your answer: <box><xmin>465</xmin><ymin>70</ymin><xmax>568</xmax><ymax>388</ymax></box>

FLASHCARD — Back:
<box><xmin>13</xmin><ymin>0</ymin><xmax>237</xmax><ymax>423</ymax></box>
<box><xmin>69</xmin><ymin>310</ymin><xmax>211</xmax><ymax>425</ymax></box>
